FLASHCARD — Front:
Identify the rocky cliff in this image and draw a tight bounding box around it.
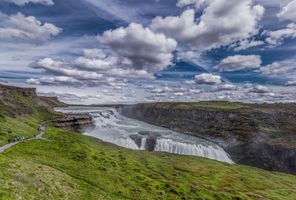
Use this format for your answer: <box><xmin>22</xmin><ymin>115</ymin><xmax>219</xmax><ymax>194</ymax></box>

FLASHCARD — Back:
<box><xmin>120</xmin><ymin>102</ymin><xmax>296</xmax><ymax>174</ymax></box>
<box><xmin>54</xmin><ymin>113</ymin><xmax>94</xmax><ymax>132</ymax></box>
<box><xmin>0</xmin><ymin>84</ymin><xmax>37</xmax><ymax>98</ymax></box>
<box><xmin>0</xmin><ymin>84</ymin><xmax>65</xmax><ymax>116</ymax></box>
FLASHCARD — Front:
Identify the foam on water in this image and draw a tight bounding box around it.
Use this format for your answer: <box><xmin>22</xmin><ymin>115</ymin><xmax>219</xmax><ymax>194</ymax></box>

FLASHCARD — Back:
<box><xmin>56</xmin><ymin>107</ymin><xmax>234</xmax><ymax>164</ymax></box>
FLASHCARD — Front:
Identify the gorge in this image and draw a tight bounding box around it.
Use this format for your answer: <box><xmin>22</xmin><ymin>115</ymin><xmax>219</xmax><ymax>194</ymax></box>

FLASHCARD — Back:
<box><xmin>120</xmin><ymin>102</ymin><xmax>296</xmax><ymax>175</ymax></box>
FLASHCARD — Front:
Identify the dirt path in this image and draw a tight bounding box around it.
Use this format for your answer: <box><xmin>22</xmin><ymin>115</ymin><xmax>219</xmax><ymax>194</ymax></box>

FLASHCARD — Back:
<box><xmin>0</xmin><ymin>123</ymin><xmax>46</xmax><ymax>153</ymax></box>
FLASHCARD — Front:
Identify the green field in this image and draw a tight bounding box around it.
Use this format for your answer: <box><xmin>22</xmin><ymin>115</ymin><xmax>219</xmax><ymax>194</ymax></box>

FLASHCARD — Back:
<box><xmin>143</xmin><ymin>101</ymin><xmax>249</xmax><ymax>111</ymax></box>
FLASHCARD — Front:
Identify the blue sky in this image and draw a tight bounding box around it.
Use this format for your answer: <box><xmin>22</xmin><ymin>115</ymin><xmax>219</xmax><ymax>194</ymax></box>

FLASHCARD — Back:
<box><xmin>0</xmin><ymin>0</ymin><xmax>295</xmax><ymax>104</ymax></box>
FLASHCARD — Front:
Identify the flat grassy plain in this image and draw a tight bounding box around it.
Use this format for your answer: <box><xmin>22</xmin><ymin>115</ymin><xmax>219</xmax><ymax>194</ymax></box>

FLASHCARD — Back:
<box><xmin>143</xmin><ymin>101</ymin><xmax>249</xmax><ymax>111</ymax></box>
<box><xmin>0</xmin><ymin>123</ymin><xmax>296</xmax><ymax>200</ymax></box>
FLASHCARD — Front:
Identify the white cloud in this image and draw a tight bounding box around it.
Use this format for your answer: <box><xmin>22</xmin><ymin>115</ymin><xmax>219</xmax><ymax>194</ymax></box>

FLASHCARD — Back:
<box><xmin>151</xmin><ymin>0</ymin><xmax>265</xmax><ymax>51</ymax></box>
<box><xmin>250</xmin><ymin>85</ymin><xmax>270</xmax><ymax>93</ymax></box>
<box><xmin>83</xmin><ymin>49</ymin><xmax>107</xmax><ymax>59</ymax></box>
<box><xmin>32</xmin><ymin>58</ymin><xmax>104</xmax><ymax>80</ymax></box>
<box><xmin>278</xmin><ymin>0</ymin><xmax>296</xmax><ymax>22</ymax></box>
<box><xmin>215</xmin><ymin>55</ymin><xmax>262</xmax><ymax>72</ymax></box>
<box><xmin>84</xmin><ymin>0</ymin><xmax>145</xmax><ymax>23</ymax></box>
<box><xmin>26</xmin><ymin>76</ymin><xmax>81</xmax><ymax>86</ymax></box>
<box><xmin>3</xmin><ymin>0</ymin><xmax>54</xmax><ymax>6</ymax></box>
<box><xmin>216</xmin><ymin>84</ymin><xmax>237</xmax><ymax>91</ymax></box>
<box><xmin>74</xmin><ymin>49</ymin><xmax>118</xmax><ymax>71</ymax></box>
<box><xmin>74</xmin><ymin>49</ymin><xmax>155</xmax><ymax>79</ymax></box>
<box><xmin>233</xmin><ymin>39</ymin><xmax>265</xmax><ymax>51</ymax></box>
<box><xmin>285</xmin><ymin>80</ymin><xmax>296</xmax><ymax>86</ymax></box>
<box><xmin>0</xmin><ymin>12</ymin><xmax>61</xmax><ymax>44</ymax></box>
<box><xmin>107</xmin><ymin>68</ymin><xmax>155</xmax><ymax>79</ymax></box>
<box><xmin>195</xmin><ymin>73</ymin><xmax>222</xmax><ymax>85</ymax></box>
<box><xmin>264</xmin><ymin>23</ymin><xmax>296</xmax><ymax>46</ymax></box>
<box><xmin>176</xmin><ymin>0</ymin><xmax>207</xmax><ymax>8</ymax></box>
<box><xmin>259</xmin><ymin>59</ymin><xmax>296</xmax><ymax>81</ymax></box>
<box><xmin>99</xmin><ymin>23</ymin><xmax>177</xmax><ymax>73</ymax></box>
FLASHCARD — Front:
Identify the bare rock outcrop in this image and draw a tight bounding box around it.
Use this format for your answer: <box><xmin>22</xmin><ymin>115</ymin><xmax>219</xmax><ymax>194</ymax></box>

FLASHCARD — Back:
<box><xmin>54</xmin><ymin>114</ymin><xmax>94</xmax><ymax>132</ymax></box>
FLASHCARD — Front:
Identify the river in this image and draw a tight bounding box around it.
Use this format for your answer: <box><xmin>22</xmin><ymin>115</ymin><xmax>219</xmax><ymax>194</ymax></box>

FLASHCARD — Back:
<box><xmin>56</xmin><ymin>106</ymin><xmax>233</xmax><ymax>164</ymax></box>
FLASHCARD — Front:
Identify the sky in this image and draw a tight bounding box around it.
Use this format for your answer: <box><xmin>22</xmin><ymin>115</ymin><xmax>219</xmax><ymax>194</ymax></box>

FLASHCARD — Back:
<box><xmin>0</xmin><ymin>0</ymin><xmax>296</xmax><ymax>104</ymax></box>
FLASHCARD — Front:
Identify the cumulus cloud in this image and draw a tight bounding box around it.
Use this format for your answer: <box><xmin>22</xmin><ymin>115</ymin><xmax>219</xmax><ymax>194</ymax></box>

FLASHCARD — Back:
<box><xmin>250</xmin><ymin>85</ymin><xmax>270</xmax><ymax>93</ymax></box>
<box><xmin>3</xmin><ymin>0</ymin><xmax>54</xmax><ymax>6</ymax></box>
<box><xmin>82</xmin><ymin>49</ymin><xmax>107</xmax><ymax>59</ymax></box>
<box><xmin>278</xmin><ymin>0</ymin><xmax>296</xmax><ymax>22</ymax></box>
<box><xmin>176</xmin><ymin>0</ymin><xmax>207</xmax><ymax>8</ymax></box>
<box><xmin>216</xmin><ymin>84</ymin><xmax>237</xmax><ymax>91</ymax></box>
<box><xmin>26</xmin><ymin>76</ymin><xmax>81</xmax><ymax>86</ymax></box>
<box><xmin>285</xmin><ymin>80</ymin><xmax>296</xmax><ymax>86</ymax></box>
<box><xmin>32</xmin><ymin>58</ymin><xmax>104</xmax><ymax>80</ymax></box>
<box><xmin>98</xmin><ymin>23</ymin><xmax>177</xmax><ymax>73</ymax></box>
<box><xmin>215</xmin><ymin>55</ymin><xmax>262</xmax><ymax>72</ymax></box>
<box><xmin>28</xmin><ymin>46</ymin><xmax>158</xmax><ymax>88</ymax></box>
<box><xmin>151</xmin><ymin>0</ymin><xmax>265</xmax><ymax>51</ymax></box>
<box><xmin>233</xmin><ymin>39</ymin><xmax>265</xmax><ymax>51</ymax></box>
<box><xmin>74</xmin><ymin>49</ymin><xmax>155</xmax><ymax>79</ymax></box>
<box><xmin>259</xmin><ymin>60</ymin><xmax>296</xmax><ymax>81</ymax></box>
<box><xmin>264</xmin><ymin>23</ymin><xmax>296</xmax><ymax>46</ymax></box>
<box><xmin>195</xmin><ymin>73</ymin><xmax>222</xmax><ymax>85</ymax></box>
<box><xmin>0</xmin><ymin>12</ymin><xmax>61</xmax><ymax>44</ymax></box>
<box><xmin>74</xmin><ymin>49</ymin><xmax>118</xmax><ymax>71</ymax></box>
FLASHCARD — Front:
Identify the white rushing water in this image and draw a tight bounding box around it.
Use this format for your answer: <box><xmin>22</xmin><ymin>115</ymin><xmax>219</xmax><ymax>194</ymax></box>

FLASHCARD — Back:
<box><xmin>56</xmin><ymin>106</ymin><xmax>233</xmax><ymax>164</ymax></box>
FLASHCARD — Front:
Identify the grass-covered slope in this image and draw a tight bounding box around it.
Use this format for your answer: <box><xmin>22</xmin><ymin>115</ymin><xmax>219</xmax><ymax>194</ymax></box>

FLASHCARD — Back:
<box><xmin>1</xmin><ymin>86</ymin><xmax>296</xmax><ymax>199</ymax></box>
<box><xmin>0</xmin><ymin>126</ymin><xmax>296</xmax><ymax>200</ymax></box>
<box><xmin>0</xmin><ymin>85</ymin><xmax>61</xmax><ymax>145</ymax></box>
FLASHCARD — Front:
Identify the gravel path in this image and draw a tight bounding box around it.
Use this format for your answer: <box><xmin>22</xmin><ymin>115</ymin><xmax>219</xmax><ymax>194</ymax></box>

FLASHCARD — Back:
<box><xmin>0</xmin><ymin>123</ymin><xmax>46</xmax><ymax>153</ymax></box>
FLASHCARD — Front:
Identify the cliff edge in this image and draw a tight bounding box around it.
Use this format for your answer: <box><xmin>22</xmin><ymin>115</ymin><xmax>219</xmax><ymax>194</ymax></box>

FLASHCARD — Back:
<box><xmin>120</xmin><ymin>102</ymin><xmax>296</xmax><ymax>175</ymax></box>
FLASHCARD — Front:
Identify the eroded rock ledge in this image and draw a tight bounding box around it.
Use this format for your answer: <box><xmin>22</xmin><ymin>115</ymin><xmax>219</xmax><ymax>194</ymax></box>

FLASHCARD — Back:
<box><xmin>54</xmin><ymin>113</ymin><xmax>94</xmax><ymax>132</ymax></box>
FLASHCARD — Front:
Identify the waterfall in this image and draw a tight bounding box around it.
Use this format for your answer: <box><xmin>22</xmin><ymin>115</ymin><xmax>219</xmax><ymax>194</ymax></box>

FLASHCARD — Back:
<box><xmin>57</xmin><ymin>106</ymin><xmax>234</xmax><ymax>164</ymax></box>
<box><xmin>140</xmin><ymin>137</ymin><xmax>147</xmax><ymax>150</ymax></box>
<box><xmin>154</xmin><ymin>138</ymin><xmax>233</xmax><ymax>163</ymax></box>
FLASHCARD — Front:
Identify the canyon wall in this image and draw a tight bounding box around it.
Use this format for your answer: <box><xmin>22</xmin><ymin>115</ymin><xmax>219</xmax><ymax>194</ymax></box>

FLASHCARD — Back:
<box><xmin>120</xmin><ymin>103</ymin><xmax>296</xmax><ymax>174</ymax></box>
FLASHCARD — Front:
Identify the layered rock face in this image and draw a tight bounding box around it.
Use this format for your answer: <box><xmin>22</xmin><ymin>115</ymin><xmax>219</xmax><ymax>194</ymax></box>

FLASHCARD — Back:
<box><xmin>120</xmin><ymin>103</ymin><xmax>296</xmax><ymax>174</ymax></box>
<box><xmin>54</xmin><ymin>114</ymin><xmax>94</xmax><ymax>132</ymax></box>
<box><xmin>0</xmin><ymin>84</ymin><xmax>66</xmax><ymax>118</ymax></box>
<box><xmin>130</xmin><ymin>131</ymin><xmax>161</xmax><ymax>151</ymax></box>
<box><xmin>0</xmin><ymin>84</ymin><xmax>37</xmax><ymax>98</ymax></box>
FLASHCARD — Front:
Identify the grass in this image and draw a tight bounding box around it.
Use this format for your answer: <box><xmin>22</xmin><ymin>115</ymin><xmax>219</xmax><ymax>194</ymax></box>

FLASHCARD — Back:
<box><xmin>0</xmin><ymin>91</ymin><xmax>60</xmax><ymax>146</ymax></box>
<box><xmin>145</xmin><ymin>102</ymin><xmax>249</xmax><ymax>111</ymax></box>
<box><xmin>0</xmin><ymin>91</ymin><xmax>296</xmax><ymax>199</ymax></box>
<box><xmin>0</xmin><ymin>124</ymin><xmax>296</xmax><ymax>200</ymax></box>
<box><xmin>0</xmin><ymin>115</ymin><xmax>40</xmax><ymax>146</ymax></box>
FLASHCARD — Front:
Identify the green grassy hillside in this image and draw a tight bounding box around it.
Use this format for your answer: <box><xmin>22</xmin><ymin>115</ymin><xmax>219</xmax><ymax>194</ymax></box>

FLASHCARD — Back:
<box><xmin>1</xmin><ymin>88</ymin><xmax>296</xmax><ymax>199</ymax></box>
<box><xmin>0</xmin><ymin>123</ymin><xmax>296</xmax><ymax>200</ymax></box>
<box><xmin>0</xmin><ymin>88</ymin><xmax>60</xmax><ymax>146</ymax></box>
